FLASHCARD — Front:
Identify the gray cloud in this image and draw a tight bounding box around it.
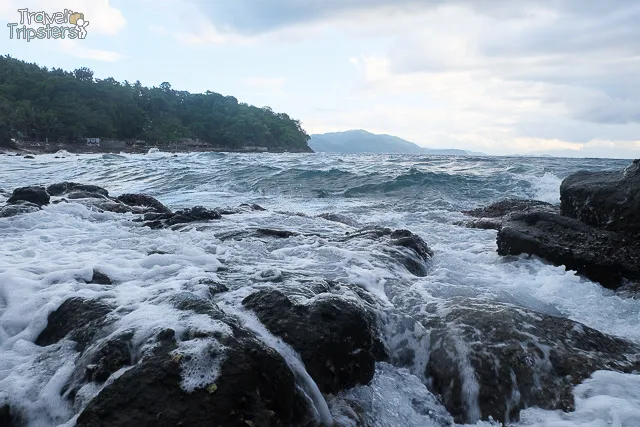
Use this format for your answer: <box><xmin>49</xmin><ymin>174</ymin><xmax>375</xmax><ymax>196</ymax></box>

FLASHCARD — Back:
<box><xmin>191</xmin><ymin>0</ymin><xmax>429</xmax><ymax>34</ymax></box>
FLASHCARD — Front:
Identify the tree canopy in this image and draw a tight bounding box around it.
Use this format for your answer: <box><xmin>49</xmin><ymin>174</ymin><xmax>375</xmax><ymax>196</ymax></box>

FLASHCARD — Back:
<box><xmin>0</xmin><ymin>55</ymin><xmax>311</xmax><ymax>151</ymax></box>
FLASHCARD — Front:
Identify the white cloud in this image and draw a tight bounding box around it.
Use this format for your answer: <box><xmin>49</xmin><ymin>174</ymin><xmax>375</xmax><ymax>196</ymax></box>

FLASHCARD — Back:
<box><xmin>58</xmin><ymin>39</ymin><xmax>124</xmax><ymax>62</ymax></box>
<box><xmin>243</xmin><ymin>77</ymin><xmax>287</xmax><ymax>94</ymax></box>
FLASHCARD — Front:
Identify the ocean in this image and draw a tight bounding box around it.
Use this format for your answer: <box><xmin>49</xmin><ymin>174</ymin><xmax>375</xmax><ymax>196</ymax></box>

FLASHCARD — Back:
<box><xmin>1</xmin><ymin>151</ymin><xmax>638</xmax><ymax>426</ymax></box>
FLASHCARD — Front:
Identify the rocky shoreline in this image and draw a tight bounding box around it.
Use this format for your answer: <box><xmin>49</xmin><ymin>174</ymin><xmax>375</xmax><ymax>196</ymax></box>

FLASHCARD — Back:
<box><xmin>0</xmin><ymin>160</ymin><xmax>639</xmax><ymax>426</ymax></box>
<box><xmin>461</xmin><ymin>159</ymin><xmax>640</xmax><ymax>296</ymax></box>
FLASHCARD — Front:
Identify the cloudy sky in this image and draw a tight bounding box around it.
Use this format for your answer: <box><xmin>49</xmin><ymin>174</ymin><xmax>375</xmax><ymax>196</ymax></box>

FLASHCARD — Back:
<box><xmin>2</xmin><ymin>0</ymin><xmax>640</xmax><ymax>158</ymax></box>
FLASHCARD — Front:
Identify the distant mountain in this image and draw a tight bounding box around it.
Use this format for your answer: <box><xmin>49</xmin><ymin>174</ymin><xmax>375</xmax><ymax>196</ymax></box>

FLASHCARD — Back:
<box><xmin>309</xmin><ymin>130</ymin><xmax>481</xmax><ymax>155</ymax></box>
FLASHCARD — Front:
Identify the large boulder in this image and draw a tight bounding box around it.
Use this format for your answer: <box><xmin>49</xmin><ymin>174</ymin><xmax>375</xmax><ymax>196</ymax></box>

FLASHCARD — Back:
<box><xmin>35</xmin><ymin>298</ymin><xmax>113</xmax><ymax>350</ymax></box>
<box><xmin>46</xmin><ymin>182</ymin><xmax>109</xmax><ymax>198</ymax></box>
<box><xmin>6</xmin><ymin>186</ymin><xmax>50</xmax><ymax>206</ymax></box>
<box><xmin>243</xmin><ymin>289</ymin><xmax>386</xmax><ymax>394</ymax></box>
<box><xmin>76</xmin><ymin>329</ymin><xmax>312</xmax><ymax>427</ymax></box>
<box><xmin>116</xmin><ymin>193</ymin><xmax>172</xmax><ymax>214</ymax></box>
<box><xmin>497</xmin><ymin>211</ymin><xmax>640</xmax><ymax>289</ymax></box>
<box><xmin>422</xmin><ymin>298</ymin><xmax>640</xmax><ymax>424</ymax></box>
<box><xmin>560</xmin><ymin>159</ymin><xmax>640</xmax><ymax>235</ymax></box>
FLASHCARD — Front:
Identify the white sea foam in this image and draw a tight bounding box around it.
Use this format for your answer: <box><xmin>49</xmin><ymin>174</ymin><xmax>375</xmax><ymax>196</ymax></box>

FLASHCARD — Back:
<box><xmin>531</xmin><ymin>172</ymin><xmax>563</xmax><ymax>204</ymax></box>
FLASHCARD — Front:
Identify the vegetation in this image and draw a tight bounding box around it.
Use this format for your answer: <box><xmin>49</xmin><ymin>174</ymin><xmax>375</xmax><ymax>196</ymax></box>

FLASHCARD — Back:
<box><xmin>0</xmin><ymin>55</ymin><xmax>311</xmax><ymax>151</ymax></box>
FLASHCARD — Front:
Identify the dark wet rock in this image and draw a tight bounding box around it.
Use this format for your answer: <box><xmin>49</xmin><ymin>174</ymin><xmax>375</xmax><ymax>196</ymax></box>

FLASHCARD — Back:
<box><xmin>615</xmin><ymin>281</ymin><xmax>640</xmax><ymax>299</ymax></box>
<box><xmin>116</xmin><ymin>193</ymin><xmax>172</xmax><ymax>214</ymax></box>
<box><xmin>64</xmin><ymin>332</ymin><xmax>135</xmax><ymax>402</ymax></box>
<box><xmin>169</xmin><ymin>292</ymin><xmax>222</xmax><ymax>317</ymax></box>
<box><xmin>423</xmin><ymin>298</ymin><xmax>640</xmax><ymax>424</ymax></box>
<box><xmin>23</xmin><ymin>155</ymin><xmax>35</xmax><ymax>159</ymax></box>
<box><xmin>345</xmin><ymin>227</ymin><xmax>433</xmax><ymax>276</ymax></box>
<box><xmin>76</xmin><ymin>329</ymin><xmax>311</xmax><ymax>427</ymax></box>
<box><xmin>463</xmin><ymin>199</ymin><xmax>556</xmax><ymax>219</ymax></box>
<box><xmin>318</xmin><ymin>212</ymin><xmax>361</xmax><ymax>227</ymax></box>
<box><xmin>89</xmin><ymin>200</ymin><xmax>138</xmax><ymax>214</ymax></box>
<box><xmin>47</xmin><ymin>182</ymin><xmax>109</xmax><ymax>198</ymax></box>
<box><xmin>561</xmin><ymin>159</ymin><xmax>640</xmax><ymax>235</ymax></box>
<box><xmin>256</xmin><ymin>228</ymin><xmax>299</xmax><ymax>238</ymax></box>
<box><xmin>199</xmin><ymin>279</ymin><xmax>229</xmax><ymax>296</ymax></box>
<box><xmin>66</xmin><ymin>191</ymin><xmax>109</xmax><ymax>200</ymax></box>
<box><xmin>143</xmin><ymin>206</ymin><xmax>221</xmax><ymax>229</ymax></box>
<box><xmin>0</xmin><ymin>404</ymin><xmax>13</xmax><ymax>427</ymax></box>
<box><xmin>459</xmin><ymin>199</ymin><xmax>559</xmax><ymax>230</ymax></box>
<box><xmin>89</xmin><ymin>270</ymin><xmax>112</xmax><ymax>285</ymax></box>
<box><xmin>240</xmin><ymin>203</ymin><xmax>266</xmax><ymax>211</ymax></box>
<box><xmin>389</xmin><ymin>229</ymin><xmax>434</xmax><ymax>276</ymax></box>
<box><xmin>7</xmin><ymin>186</ymin><xmax>50</xmax><ymax>206</ymax></box>
<box><xmin>0</xmin><ymin>201</ymin><xmax>41</xmax><ymax>218</ymax></box>
<box><xmin>497</xmin><ymin>211</ymin><xmax>640</xmax><ymax>289</ymax></box>
<box><xmin>35</xmin><ymin>298</ymin><xmax>113</xmax><ymax>350</ymax></box>
<box><xmin>85</xmin><ymin>333</ymin><xmax>133</xmax><ymax>383</ymax></box>
<box><xmin>216</xmin><ymin>204</ymin><xmax>267</xmax><ymax>215</ymax></box>
<box><xmin>243</xmin><ymin>289</ymin><xmax>386</xmax><ymax>394</ymax></box>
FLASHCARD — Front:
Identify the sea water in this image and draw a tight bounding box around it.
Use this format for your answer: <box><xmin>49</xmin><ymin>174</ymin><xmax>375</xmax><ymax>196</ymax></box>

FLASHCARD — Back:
<box><xmin>0</xmin><ymin>152</ymin><xmax>638</xmax><ymax>426</ymax></box>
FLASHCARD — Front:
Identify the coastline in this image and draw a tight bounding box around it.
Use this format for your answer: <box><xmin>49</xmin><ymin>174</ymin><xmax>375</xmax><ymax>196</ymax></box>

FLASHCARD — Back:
<box><xmin>1</xmin><ymin>144</ymin><xmax>315</xmax><ymax>155</ymax></box>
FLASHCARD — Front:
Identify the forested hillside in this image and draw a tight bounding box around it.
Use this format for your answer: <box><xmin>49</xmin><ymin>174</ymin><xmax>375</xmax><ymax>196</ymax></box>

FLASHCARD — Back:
<box><xmin>0</xmin><ymin>56</ymin><xmax>311</xmax><ymax>151</ymax></box>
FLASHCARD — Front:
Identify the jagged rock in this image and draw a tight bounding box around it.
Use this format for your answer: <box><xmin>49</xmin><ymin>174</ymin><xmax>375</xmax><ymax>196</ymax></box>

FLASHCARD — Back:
<box><xmin>497</xmin><ymin>211</ymin><xmax>640</xmax><ymax>289</ymax></box>
<box><xmin>169</xmin><ymin>292</ymin><xmax>222</xmax><ymax>317</ymax></box>
<box><xmin>35</xmin><ymin>298</ymin><xmax>113</xmax><ymax>350</ymax></box>
<box><xmin>199</xmin><ymin>279</ymin><xmax>229</xmax><ymax>296</ymax></box>
<box><xmin>0</xmin><ymin>201</ymin><xmax>41</xmax><ymax>218</ymax></box>
<box><xmin>76</xmin><ymin>329</ymin><xmax>311</xmax><ymax>426</ymax></box>
<box><xmin>89</xmin><ymin>270</ymin><xmax>112</xmax><ymax>285</ymax></box>
<box><xmin>6</xmin><ymin>186</ymin><xmax>50</xmax><ymax>206</ymax></box>
<box><xmin>116</xmin><ymin>194</ymin><xmax>172</xmax><ymax>214</ymax></box>
<box><xmin>143</xmin><ymin>206</ymin><xmax>221</xmax><ymax>229</ymax></box>
<box><xmin>344</xmin><ymin>227</ymin><xmax>433</xmax><ymax>276</ymax></box>
<box><xmin>459</xmin><ymin>199</ymin><xmax>559</xmax><ymax>230</ymax></box>
<box><xmin>243</xmin><ymin>289</ymin><xmax>386</xmax><ymax>394</ymax></box>
<box><xmin>256</xmin><ymin>228</ymin><xmax>299</xmax><ymax>238</ymax></box>
<box><xmin>64</xmin><ymin>332</ymin><xmax>135</xmax><ymax>402</ymax></box>
<box><xmin>66</xmin><ymin>191</ymin><xmax>109</xmax><ymax>200</ymax></box>
<box><xmin>46</xmin><ymin>182</ymin><xmax>109</xmax><ymax>198</ymax></box>
<box><xmin>240</xmin><ymin>203</ymin><xmax>266</xmax><ymax>211</ymax></box>
<box><xmin>318</xmin><ymin>213</ymin><xmax>362</xmax><ymax>227</ymax></box>
<box><xmin>561</xmin><ymin>159</ymin><xmax>640</xmax><ymax>234</ymax></box>
<box><xmin>422</xmin><ymin>298</ymin><xmax>640</xmax><ymax>424</ymax></box>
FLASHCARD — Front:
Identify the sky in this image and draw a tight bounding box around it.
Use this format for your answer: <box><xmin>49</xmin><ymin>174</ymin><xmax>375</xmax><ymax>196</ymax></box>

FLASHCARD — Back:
<box><xmin>1</xmin><ymin>0</ymin><xmax>639</xmax><ymax>158</ymax></box>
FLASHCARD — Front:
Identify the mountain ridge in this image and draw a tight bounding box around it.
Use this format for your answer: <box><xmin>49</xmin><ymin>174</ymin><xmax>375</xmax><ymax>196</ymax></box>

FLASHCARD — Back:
<box><xmin>309</xmin><ymin>130</ymin><xmax>482</xmax><ymax>155</ymax></box>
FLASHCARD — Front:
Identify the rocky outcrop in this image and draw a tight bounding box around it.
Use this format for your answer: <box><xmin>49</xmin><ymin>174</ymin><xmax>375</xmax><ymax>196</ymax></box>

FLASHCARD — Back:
<box><xmin>76</xmin><ymin>329</ymin><xmax>312</xmax><ymax>427</ymax></box>
<box><xmin>6</xmin><ymin>186</ymin><xmax>50</xmax><ymax>206</ymax></box>
<box><xmin>459</xmin><ymin>199</ymin><xmax>558</xmax><ymax>231</ymax></box>
<box><xmin>561</xmin><ymin>159</ymin><xmax>640</xmax><ymax>235</ymax></box>
<box><xmin>0</xmin><ymin>201</ymin><xmax>41</xmax><ymax>218</ymax></box>
<box><xmin>116</xmin><ymin>194</ymin><xmax>172</xmax><ymax>214</ymax></box>
<box><xmin>422</xmin><ymin>298</ymin><xmax>640</xmax><ymax>424</ymax></box>
<box><xmin>461</xmin><ymin>160</ymin><xmax>640</xmax><ymax>290</ymax></box>
<box><xmin>497</xmin><ymin>211</ymin><xmax>640</xmax><ymax>288</ymax></box>
<box><xmin>143</xmin><ymin>206</ymin><xmax>222</xmax><ymax>229</ymax></box>
<box><xmin>35</xmin><ymin>298</ymin><xmax>113</xmax><ymax>350</ymax></box>
<box><xmin>243</xmin><ymin>289</ymin><xmax>386</xmax><ymax>394</ymax></box>
<box><xmin>47</xmin><ymin>182</ymin><xmax>110</xmax><ymax>198</ymax></box>
<box><xmin>343</xmin><ymin>227</ymin><xmax>433</xmax><ymax>276</ymax></box>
